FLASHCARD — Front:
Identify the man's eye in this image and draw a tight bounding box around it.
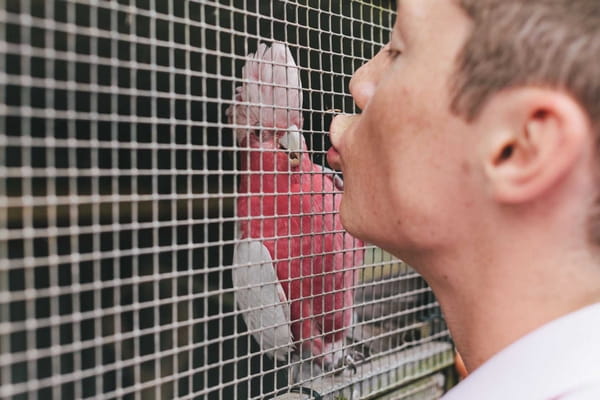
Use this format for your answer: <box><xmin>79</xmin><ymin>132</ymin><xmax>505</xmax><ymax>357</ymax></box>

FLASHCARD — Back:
<box><xmin>385</xmin><ymin>48</ymin><xmax>402</xmax><ymax>59</ymax></box>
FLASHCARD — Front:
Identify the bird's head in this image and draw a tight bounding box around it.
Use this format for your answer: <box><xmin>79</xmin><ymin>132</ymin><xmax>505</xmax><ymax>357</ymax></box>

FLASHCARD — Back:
<box><xmin>226</xmin><ymin>42</ymin><xmax>305</xmax><ymax>171</ymax></box>
<box><xmin>238</xmin><ymin>125</ymin><xmax>307</xmax><ymax>172</ymax></box>
<box><xmin>276</xmin><ymin>127</ymin><xmax>306</xmax><ymax>169</ymax></box>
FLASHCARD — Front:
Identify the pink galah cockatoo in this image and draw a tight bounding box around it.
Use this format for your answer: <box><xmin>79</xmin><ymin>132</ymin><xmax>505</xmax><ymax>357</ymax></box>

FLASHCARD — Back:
<box><xmin>226</xmin><ymin>42</ymin><xmax>364</xmax><ymax>381</ymax></box>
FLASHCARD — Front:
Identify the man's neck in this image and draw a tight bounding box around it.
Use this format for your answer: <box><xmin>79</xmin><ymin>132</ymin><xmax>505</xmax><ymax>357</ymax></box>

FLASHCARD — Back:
<box><xmin>423</xmin><ymin>237</ymin><xmax>600</xmax><ymax>373</ymax></box>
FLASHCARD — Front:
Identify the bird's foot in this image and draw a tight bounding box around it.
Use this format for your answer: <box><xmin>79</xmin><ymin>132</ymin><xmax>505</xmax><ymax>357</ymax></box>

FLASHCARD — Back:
<box><xmin>332</xmin><ymin>348</ymin><xmax>368</xmax><ymax>374</ymax></box>
<box><xmin>289</xmin><ymin>344</ymin><xmax>370</xmax><ymax>383</ymax></box>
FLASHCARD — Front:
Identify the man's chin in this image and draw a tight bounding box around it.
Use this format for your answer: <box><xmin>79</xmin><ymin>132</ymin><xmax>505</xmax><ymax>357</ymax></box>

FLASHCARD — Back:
<box><xmin>339</xmin><ymin>201</ymin><xmax>369</xmax><ymax>241</ymax></box>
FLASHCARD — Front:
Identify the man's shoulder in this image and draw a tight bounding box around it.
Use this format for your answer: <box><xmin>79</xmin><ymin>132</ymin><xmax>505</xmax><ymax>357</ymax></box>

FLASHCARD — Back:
<box><xmin>442</xmin><ymin>302</ymin><xmax>600</xmax><ymax>399</ymax></box>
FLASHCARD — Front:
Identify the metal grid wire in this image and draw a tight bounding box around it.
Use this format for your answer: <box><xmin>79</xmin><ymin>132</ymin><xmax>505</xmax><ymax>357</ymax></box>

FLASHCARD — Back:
<box><xmin>0</xmin><ymin>0</ymin><xmax>454</xmax><ymax>399</ymax></box>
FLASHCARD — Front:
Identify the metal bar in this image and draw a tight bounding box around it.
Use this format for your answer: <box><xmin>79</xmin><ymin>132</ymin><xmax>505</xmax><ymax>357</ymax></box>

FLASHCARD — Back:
<box><xmin>0</xmin><ymin>1</ymin><xmax>454</xmax><ymax>399</ymax></box>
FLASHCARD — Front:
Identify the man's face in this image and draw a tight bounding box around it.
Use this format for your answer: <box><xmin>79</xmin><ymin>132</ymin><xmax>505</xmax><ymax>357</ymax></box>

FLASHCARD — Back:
<box><xmin>331</xmin><ymin>0</ymin><xmax>477</xmax><ymax>256</ymax></box>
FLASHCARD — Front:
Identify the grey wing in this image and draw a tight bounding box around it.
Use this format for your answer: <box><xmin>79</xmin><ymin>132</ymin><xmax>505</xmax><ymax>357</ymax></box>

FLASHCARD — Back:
<box><xmin>232</xmin><ymin>240</ymin><xmax>294</xmax><ymax>361</ymax></box>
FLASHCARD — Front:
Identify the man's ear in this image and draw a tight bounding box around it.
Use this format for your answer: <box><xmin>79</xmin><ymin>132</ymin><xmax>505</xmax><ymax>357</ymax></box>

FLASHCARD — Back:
<box><xmin>481</xmin><ymin>88</ymin><xmax>590</xmax><ymax>204</ymax></box>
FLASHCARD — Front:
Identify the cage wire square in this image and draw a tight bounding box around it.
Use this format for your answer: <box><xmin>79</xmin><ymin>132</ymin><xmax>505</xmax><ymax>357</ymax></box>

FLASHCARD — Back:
<box><xmin>0</xmin><ymin>0</ymin><xmax>455</xmax><ymax>399</ymax></box>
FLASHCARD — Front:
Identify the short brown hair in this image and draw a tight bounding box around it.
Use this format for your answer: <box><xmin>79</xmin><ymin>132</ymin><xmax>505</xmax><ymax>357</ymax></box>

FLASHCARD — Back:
<box><xmin>451</xmin><ymin>0</ymin><xmax>600</xmax><ymax>124</ymax></box>
<box><xmin>451</xmin><ymin>0</ymin><xmax>600</xmax><ymax>243</ymax></box>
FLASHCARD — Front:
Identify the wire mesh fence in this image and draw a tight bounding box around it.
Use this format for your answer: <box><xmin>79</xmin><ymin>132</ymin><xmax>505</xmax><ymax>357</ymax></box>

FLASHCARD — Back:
<box><xmin>0</xmin><ymin>0</ymin><xmax>454</xmax><ymax>399</ymax></box>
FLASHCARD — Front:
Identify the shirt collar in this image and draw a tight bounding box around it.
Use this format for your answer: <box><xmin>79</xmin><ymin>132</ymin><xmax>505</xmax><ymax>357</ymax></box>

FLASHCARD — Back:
<box><xmin>442</xmin><ymin>302</ymin><xmax>600</xmax><ymax>400</ymax></box>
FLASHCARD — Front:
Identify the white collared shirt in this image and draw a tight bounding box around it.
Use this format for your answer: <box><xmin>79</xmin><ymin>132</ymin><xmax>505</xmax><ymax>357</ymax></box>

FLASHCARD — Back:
<box><xmin>442</xmin><ymin>302</ymin><xmax>600</xmax><ymax>400</ymax></box>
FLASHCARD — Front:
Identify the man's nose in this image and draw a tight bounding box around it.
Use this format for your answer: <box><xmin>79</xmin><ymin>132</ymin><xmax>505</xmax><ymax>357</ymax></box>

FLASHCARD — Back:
<box><xmin>349</xmin><ymin>65</ymin><xmax>376</xmax><ymax>111</ymax></box>
<box><xmin>349</xmin><ymin>45</ymin><xmax>388</xmax><ymax>110</ymax></box>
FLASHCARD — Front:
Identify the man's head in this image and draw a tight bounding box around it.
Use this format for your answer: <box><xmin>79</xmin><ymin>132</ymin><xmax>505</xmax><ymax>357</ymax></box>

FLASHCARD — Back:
<box><xmin>328</xmin><ymin>0</ymin><xmax>600</xmax><ymax>372</ymax></box>
<box><xmin>330</xmin><ymin>0</ymin><xmax>599</xmax><ymax>266</ymax></box>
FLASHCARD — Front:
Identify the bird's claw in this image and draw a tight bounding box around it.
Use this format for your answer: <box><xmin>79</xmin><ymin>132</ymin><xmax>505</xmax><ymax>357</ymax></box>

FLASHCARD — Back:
<box><xmin>333</xmin><ymin>349</ymin><xmax>367</xmax><ymax>374</ymax></box>
<box><xmin>290</xmin><ymin>347</ymin><xmax>369</xmax><ymax>383</ymax></box>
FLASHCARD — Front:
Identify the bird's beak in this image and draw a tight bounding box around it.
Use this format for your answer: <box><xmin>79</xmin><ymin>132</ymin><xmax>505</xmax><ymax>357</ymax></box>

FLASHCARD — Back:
<box><xmin>278</xmin><ymin>128</ymin><xmax>303</xmax><ymax>167</ymax></box>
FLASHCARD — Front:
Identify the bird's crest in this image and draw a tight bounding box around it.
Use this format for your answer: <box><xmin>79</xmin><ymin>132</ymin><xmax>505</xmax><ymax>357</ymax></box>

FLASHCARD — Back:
<box><xmin>226</xmin><ymin>43</ymin><xmax>304</xmax><ymax>144</ymax></box>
